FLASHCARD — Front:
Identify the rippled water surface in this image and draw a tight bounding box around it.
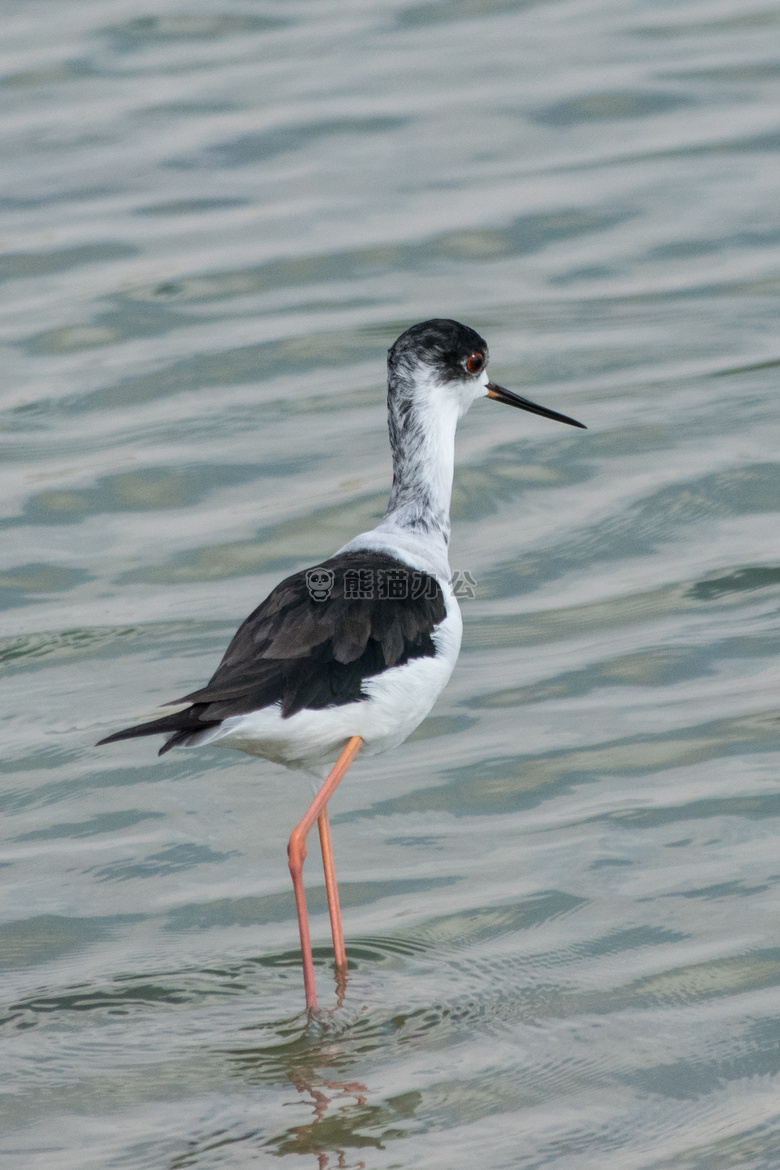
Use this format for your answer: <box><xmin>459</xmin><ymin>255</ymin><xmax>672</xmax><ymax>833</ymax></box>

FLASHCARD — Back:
<box><xmin>3</xmin><ymin>0</ymin><xmax>780</xmax><ymax>1165</ymax></box>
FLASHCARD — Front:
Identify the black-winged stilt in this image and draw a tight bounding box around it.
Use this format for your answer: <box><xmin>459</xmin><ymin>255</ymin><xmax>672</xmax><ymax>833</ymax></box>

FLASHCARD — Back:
<box><xmin>98</xmin><ymin>319</ymin><xmax>585</xmax><ymax>1010</ymax></box>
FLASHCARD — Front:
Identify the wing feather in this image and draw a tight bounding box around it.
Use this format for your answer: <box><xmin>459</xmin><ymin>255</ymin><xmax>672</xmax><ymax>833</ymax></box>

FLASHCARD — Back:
<box><xmin>98</xmin><ymin>551</ymin><xmax>448</xmax><ymax>751</ymax></box>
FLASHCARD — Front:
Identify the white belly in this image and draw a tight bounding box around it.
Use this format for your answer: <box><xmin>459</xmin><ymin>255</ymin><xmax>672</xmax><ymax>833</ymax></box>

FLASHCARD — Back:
<box><xmin>186</xmin><ymin>590</ymin><xmax>462</xmax><ymax>776</ymax></box>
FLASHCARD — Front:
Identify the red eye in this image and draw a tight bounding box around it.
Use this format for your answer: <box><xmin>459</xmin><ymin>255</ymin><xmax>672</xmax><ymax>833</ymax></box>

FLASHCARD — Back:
<box><xmin>466</xmin><ymin>352</ymin><xmax>484</xmax><ymax>374</ymax></box>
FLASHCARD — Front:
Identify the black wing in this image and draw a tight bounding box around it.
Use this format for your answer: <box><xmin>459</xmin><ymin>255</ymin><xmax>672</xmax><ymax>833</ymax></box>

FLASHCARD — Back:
<box><xmin>97</xmin><ymin>551</ymin><xmax>446</xmax><ymax>755</ymax></box>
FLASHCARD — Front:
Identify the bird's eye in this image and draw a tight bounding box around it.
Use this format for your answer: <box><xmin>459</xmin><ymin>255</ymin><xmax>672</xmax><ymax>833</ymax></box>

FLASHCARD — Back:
<box><xmin>466</xmin><ymin>352</ymin><xmax>485</xmax><ymax>374</ymax></box>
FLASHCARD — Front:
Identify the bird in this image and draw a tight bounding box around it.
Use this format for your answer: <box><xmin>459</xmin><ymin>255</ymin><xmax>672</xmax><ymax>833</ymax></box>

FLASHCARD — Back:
<box><xmin>97</xmin><ymin>319</ymin><xmax>585</xmax><ymax>1010</ymax></box>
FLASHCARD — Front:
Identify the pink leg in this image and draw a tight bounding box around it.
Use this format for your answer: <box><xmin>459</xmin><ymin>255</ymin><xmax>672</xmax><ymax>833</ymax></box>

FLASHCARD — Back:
<box><xmin>317</xmin><ymin>806</ymin><xmax>346</xmax><ymax>970</ymax></box>
<box><xmin>287</xmin><ymin>736</ymin><xmax>362</xmax><ymax>1011</ymax></box>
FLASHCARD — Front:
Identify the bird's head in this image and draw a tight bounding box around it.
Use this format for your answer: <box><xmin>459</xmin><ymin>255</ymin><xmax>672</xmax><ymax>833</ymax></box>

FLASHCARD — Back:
<box><xmin>388</xmin><ymin>318</ymin><xmax>585</xmax><ymax>429</ymax></box>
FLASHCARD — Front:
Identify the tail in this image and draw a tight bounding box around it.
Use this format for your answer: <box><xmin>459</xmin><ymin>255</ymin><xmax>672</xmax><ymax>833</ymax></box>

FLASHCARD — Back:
<box><xmin>96</xmin><ymin>706</ymin><xmax>220</xmax><ymax>756</ymax></box>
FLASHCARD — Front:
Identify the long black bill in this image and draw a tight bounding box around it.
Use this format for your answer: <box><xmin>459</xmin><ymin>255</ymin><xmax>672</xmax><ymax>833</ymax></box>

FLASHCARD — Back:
<box><xmin>486</xmin><ymin>382</ymin><xmax>586</xmax><ymax>429</ymax></box>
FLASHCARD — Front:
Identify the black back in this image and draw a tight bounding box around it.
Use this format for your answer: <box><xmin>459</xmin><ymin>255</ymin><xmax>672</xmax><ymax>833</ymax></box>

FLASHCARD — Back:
<box><xmin>97</xmin><ymin>551</ymin><xmax>446</xmax><ymax>754</ymax></box>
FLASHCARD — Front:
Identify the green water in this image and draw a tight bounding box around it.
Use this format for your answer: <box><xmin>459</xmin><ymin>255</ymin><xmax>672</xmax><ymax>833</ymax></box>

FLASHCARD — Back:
<box><xmin>2</xmin><ymin>1</ymin><xmax>780</xmax><ymax>1166</ymax></box>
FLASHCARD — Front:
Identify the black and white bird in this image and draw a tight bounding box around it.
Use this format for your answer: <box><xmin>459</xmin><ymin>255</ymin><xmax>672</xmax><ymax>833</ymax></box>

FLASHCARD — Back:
<box><xmin>98</xmin><ymin>319</ymin><xmax>585</xmax><ymax>1010</ymax></box>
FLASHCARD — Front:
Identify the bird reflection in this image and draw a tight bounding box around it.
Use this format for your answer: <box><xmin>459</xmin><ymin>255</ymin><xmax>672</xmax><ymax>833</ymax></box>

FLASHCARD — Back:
<box><xmin>316</xmin><ymin>1155</ymin><xmax>366</xmax><ymax>1170</ymax></box>
<box><xmin>225</xmin><ymin>990</ymin><xmax>420</xmax><ymax>1166</ymax></box>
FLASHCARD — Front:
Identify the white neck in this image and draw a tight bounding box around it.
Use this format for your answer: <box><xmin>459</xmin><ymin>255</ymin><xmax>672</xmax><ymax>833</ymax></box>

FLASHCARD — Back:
<box><xmin>383</xmin><ymin>368</ymin><xmax>460</xmax><ymax>545</ymax></box>
<box><xmin>336</xmin><ymin>364</ymin><xmax>485</xmax><ymax>582</ymax></box>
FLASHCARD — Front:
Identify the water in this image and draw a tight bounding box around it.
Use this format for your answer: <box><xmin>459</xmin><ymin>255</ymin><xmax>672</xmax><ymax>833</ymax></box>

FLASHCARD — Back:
<box><xmin>2</xmin><ymin>0</ymin><xmax>780</xmax><ymax>1165</ymax></box>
